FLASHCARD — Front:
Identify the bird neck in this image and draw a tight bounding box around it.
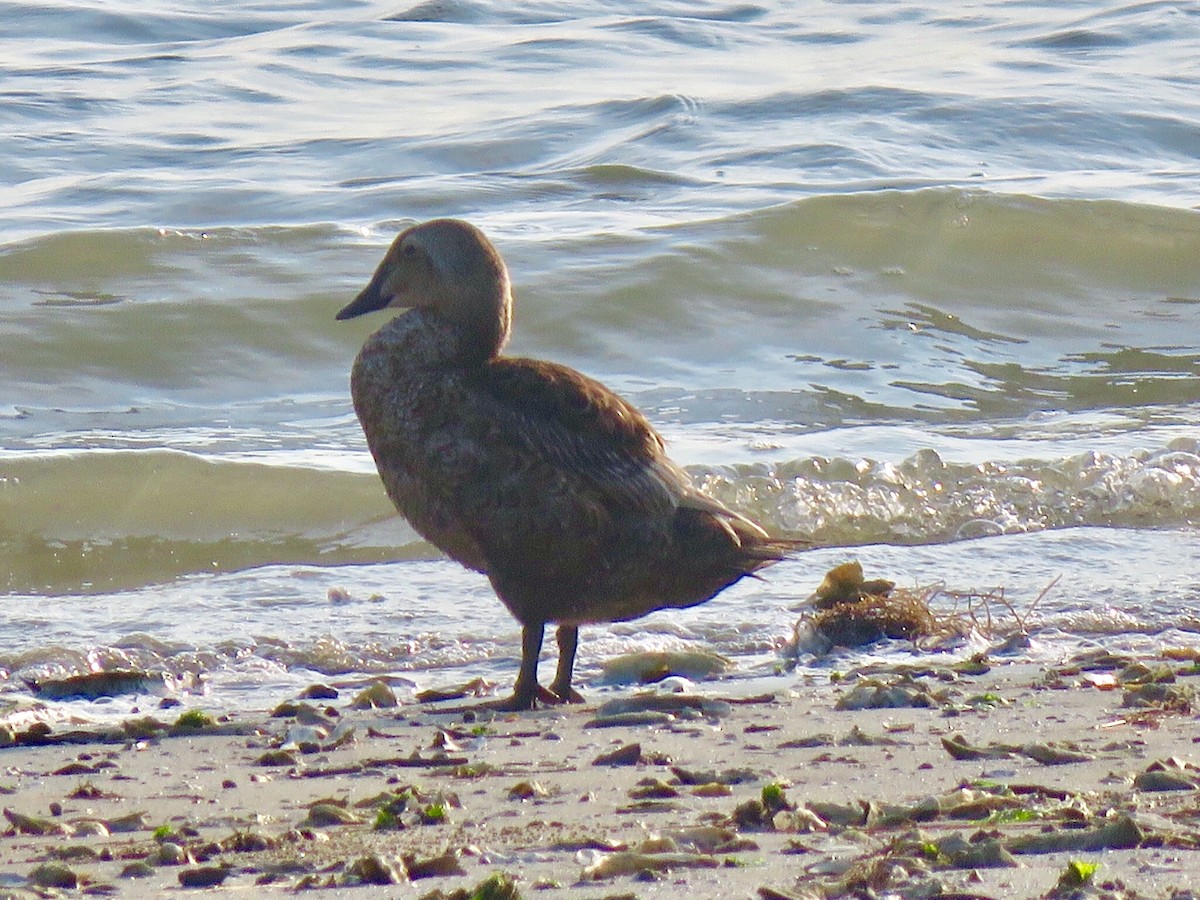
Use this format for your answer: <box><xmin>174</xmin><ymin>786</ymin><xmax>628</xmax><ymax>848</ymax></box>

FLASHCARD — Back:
<box><xmin>439</xmin><ymin>269</ymin><xmax>512</xmax><ymax>365</ymax></box>
<box><xmin>368</xmin><ymin>306</ymin><xmax>506</xmax><ymax>371</ymax></box>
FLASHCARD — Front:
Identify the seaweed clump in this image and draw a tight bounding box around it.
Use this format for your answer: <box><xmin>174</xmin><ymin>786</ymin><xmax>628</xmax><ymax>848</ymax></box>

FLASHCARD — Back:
<box><xmin>787</xmin><ymin>561</ymin><xmax>1049</xmax><ymax>657</ymax></box>
<box><xmin>804</xmin><ymin>562</ymin><xmax>935</xmax><ymax>649</ymax></box>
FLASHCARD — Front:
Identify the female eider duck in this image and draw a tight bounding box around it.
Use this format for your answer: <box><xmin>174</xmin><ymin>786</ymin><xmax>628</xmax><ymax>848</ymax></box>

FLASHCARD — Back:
<box><xmin>338</xmin><ymin>219</ymin><xmax>798</xmax><ymax>710</ymax></box>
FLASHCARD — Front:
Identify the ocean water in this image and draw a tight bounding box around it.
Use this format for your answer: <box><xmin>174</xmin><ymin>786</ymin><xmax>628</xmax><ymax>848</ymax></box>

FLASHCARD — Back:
<box><xmin>2</xmin><ymin>0</ymin><xmax>1199</xmax><ymax>722</ymax></box>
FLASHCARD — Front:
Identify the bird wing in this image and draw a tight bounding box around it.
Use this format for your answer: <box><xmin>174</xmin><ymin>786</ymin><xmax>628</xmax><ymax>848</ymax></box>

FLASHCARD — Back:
<box><xmin>475</xmin><ymin>357</ymin><xmax>662</xmax><ymax>453</ymax></box>
<box><xmin>464</xmin><ymin>356</ymin><xmax>685</xmax><ymax>509</ymax></box>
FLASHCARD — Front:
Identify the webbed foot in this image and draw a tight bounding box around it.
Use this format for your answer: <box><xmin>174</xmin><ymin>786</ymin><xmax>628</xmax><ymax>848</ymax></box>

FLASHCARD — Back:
<box><xmin>480</xmin><ymin>683</ymin><xmax>568</xmax><ymax>712</ymax></box>
<box><xmin>548</xmin><ymin>682</ymin><xmax>586</xmax><ymax>704</ymax></box>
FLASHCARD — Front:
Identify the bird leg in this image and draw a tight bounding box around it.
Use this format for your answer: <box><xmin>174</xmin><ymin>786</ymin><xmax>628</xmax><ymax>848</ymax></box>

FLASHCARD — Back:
<box><xmin>479</xmin><ymin>621</ymin><xmax>557</xmax><ymax>711</ymax></box>
<box><xmin>484</xmin><ymin>622</ymin><xmax>584</xmax><ymax>711</ymax></box>
<box><xmin>485</xmin><ymin>621</ymin><xmax>544</xmax><ymax>711</ymax></box>
<box><xmin>549</xmin><ymin>625</ymin><xmax>585</xmax><ymax>704</ymax></box>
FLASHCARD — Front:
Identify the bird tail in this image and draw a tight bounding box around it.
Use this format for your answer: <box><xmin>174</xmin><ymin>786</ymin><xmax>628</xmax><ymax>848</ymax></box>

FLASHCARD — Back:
<box><xmin>676</xmin><ymin>491</ymin><xmax>807</xmax><ymax>578</ymax></box>
<box><xmin>727</xmin><ymin>517</ymin><xmax>808</xmax><ymax>575</ymax></box>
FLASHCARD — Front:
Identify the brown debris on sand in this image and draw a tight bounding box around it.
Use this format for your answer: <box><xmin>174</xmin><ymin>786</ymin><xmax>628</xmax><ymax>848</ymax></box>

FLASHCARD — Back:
<box><xmin>789</xmin><ymin>562</ymin><xmax>1059</xmax><ymax>656</ymax></box>
<box><xmin>789</xmin><ymin>561</ymin><xmax>941</xmax><ymax>652</ymax></box>
<box><xmin>3</xmin><ymin>652</ymin><xmax>1200</xmax><ymax>897</ymax></box>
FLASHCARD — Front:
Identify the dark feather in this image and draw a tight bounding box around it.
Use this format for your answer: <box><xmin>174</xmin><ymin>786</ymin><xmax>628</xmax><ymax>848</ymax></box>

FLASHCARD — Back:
<box><xmin>465</xmin><ymin>357</ymin><xmax>681</xmax><ymax>514</ymax></box>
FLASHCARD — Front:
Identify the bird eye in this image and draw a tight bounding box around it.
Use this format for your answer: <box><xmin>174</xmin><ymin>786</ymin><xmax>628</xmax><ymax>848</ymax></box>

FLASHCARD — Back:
<box><xmin>402</xmin><ymin>244</ymin><xmax>416</xmax><ymax>257</ymax></box>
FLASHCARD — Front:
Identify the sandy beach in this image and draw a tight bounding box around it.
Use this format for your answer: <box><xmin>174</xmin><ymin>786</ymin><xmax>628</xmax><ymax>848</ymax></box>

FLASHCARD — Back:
<box><xmin>3</xmin><ymin>651</ymin><xmax>1200</xmax><ymax>899</ymax></box>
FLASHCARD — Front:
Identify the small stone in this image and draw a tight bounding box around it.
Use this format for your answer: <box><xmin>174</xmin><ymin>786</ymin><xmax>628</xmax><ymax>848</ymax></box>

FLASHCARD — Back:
<box><xmin>53</xmin><ymin>763</ymin><xmax>94</xmax><ymax>777</ymax></box>
<box><xmin>102</xmin><ymin>811</ymin><xmax>148</xmax><ymax>833</ymax></box>
<box><xmin>593</xmin><ymin>742</ymin><xmax>642</xmax><ymax>766</ymax></box>
<box><xmin>154</xmin><ymin>841</ymin><xmax>189</xmax><ymax>866</ymax></box>
<box><xmin>28</xmin><ymin>863</ymin><xmax>80</xmax><ymax>889</ymax></box>
<box><xmin>507</xmin><ymin>781</ymin><xmax>548</xmax><ymax>801</ymax></box>
<box><xmin>120</xmin><ymin>861</ymin><xmax>156</xmax><ymax>879</ymax></box>
<box><xmin>300</xmin><ymin>684</ymin><xmax>339</xmax><ymax>700</ymax></box>
<box><xmin>179</xmin><ymin>866</ymin><xmax>231</xmax><ymax>888</ymax></box>
<box><xmin>257</xmin><ymin>749</ymin><xmax>299</xmax><ymax>767</ymax></box>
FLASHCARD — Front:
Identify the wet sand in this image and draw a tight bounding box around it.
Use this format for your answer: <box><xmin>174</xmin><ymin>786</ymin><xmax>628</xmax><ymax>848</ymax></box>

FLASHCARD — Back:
<box><xmin>2</xmin><ymin>653</ymin><xmax>1199</xmax><ymax>899</ymax></box>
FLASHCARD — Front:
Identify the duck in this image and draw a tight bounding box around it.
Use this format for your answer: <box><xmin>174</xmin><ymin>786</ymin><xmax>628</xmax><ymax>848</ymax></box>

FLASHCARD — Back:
<box><xmin>337</xmin><ymin>218</ymin><xmax>798</xmax><ymax>710</ymax></box>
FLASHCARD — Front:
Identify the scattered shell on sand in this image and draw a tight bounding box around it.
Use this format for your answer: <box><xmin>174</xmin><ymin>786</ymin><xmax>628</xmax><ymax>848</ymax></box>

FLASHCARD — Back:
<box><xmin>344</xmin><ymin>853</ymin><xmax>407</xmax><ymax>885</ymax></box>
<box><xmin>580</xmin><ymin>849</ymin><xmax>721</xmax><ymax>880</ymax></box>
<box><xmin>350</xmin><ymin>680</ymin><xmax>399</xmax><ymax>709</ymax></box>
<box><xmin>1134</xmin><ymin>758</ymin><xmax>1200</xmax><ymax>791</ymax></box>
<box><xmin>592</xmin><ymin>742</ymin><xmax>642</xmax><ymax>766</ymax></box>
<box><xmin>599</xmin><ymin>649</ymin><xmax>733</xmax><ymax>685</ymax></box>
<box><xmin>835</xmin><ymin>676</ymin><xmax>945</xmax><ymax>710</ymax></box>
<box><xmin>6</xmin><ymin>649</ymin><xmax>1200</xmax><ymax>898</ymax></box>
<box><xmin>4</xmin><ymin>808</ymin><xmax>67</xmax><ymax>836</ymax></box>
<box><xmin>300</xmin><ymin>802</ymin><xmax>362</xmax><ymax>828</ymax></box>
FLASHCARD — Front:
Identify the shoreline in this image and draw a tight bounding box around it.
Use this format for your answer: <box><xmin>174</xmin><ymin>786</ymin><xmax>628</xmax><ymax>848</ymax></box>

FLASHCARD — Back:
<box><xmin>3</xmin><ymin>653</ymin><xmax>1199</xmax><ymax>898</ymax></box>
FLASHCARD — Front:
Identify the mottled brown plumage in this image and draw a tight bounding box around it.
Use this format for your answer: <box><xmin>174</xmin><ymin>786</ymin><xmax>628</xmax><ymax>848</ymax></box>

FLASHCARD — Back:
<box><xmin>338</xmin><ymin>219</ymin><xmax>797</xmax><ymax>710</ymax></box>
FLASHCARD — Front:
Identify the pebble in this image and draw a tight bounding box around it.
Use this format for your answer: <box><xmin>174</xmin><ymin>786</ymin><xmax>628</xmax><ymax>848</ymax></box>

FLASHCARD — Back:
<box><xmin>179</xmin><ymin>866</ymin><xmax>231</xmax><ymax>888</ymax></box>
